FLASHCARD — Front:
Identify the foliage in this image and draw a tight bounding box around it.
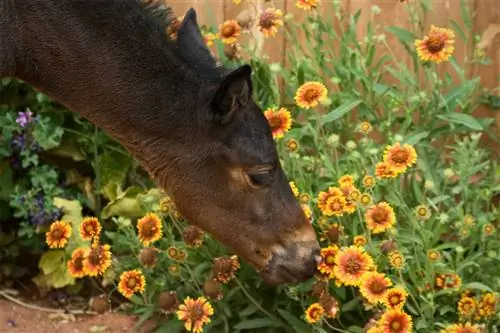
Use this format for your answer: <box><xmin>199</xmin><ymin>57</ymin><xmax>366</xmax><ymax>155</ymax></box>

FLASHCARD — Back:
<box><xmin>1</xmin><ymin>0</ymin><xmax>499</xmax><ymax>332</ymax></box>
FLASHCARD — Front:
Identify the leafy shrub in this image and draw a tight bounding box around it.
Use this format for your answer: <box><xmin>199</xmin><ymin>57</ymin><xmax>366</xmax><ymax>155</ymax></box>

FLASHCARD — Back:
<box><xmin>1</xmin><ymin>1</ymin><xmax>499</xmax><ymax>333</ymax></box>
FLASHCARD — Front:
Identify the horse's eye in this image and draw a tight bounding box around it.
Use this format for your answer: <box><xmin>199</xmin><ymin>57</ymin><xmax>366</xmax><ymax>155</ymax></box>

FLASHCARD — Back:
<box><xmin>248</xmin><ymin>168</ymin><xmax>274</xmax><ymax>187</ymax></box>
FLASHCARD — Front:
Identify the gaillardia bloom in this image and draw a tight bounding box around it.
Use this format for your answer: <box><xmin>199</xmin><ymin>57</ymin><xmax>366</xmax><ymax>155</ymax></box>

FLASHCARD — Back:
<box><xmin>137</xmin><ymin>212</ymin><xmax>163</xmax><ymax>246</ymax></box>
<box><xmin>67</xmin><ymin>247</ymin><xmax>88</xmax><ymax>278</ymax></box>
<box><xmin>118</xmin><ymin>269</ymin><xmax>146</xmax><ymax>299</ymax></box>
<box><xmin>333</xmin><ymin>246</ymin><xmax>376</xmax><ymax>286</ymax></box>
<box><xmin>295</xmin><ymin>0</ymin><xmax>318</xmax><ymax>11</ymax></box>
<box><xmin>439</xmin><ymin>322</ymin><xmax>481</xmax><ymax>333</ymax></box>
<box><xmin>258</xmin><ymin>8</ymin><xmax>283</xmax><ymax>38</ymax></box>
<box><xmin>415</xmin><ymin>205</ymin><xmax>431</xmax><ymax>220</ymax></box>
<box><xmin>383</xmin><ymin>142</ymin><xmax>417</xmax><ymax>174</ymax></box>
<box><xmin>362</xmin><ymin>175</ymin><xmax>376</xmax><ymax>189</ymax></box>
<box><xmin>415</xmin><ymin>25</ymin><xmax>455</xmax><ymax>64</ymax></box>
<box><xmin>304</xmin><ymin>303</ymin><xmax>324</xmax><ymax>324</ymax></box>
<box><xmin>365</xmin><ymin>202</ymin><xmax>396</xmax><ymax>234</ymax></box>
<box><xmin>375</xmin><ymin>162</ymin><xmax>398</xmax><ymax>179</ymax></box>
<box><xmin>294</xmin><ymin>81</ymin><xmax>328</xmax><ymax>109</ymax></box>
<box><xmin>176</xmin><ymin>296</ymin><xmax>214</xmax><ymax>333</ymax></box>
<box><xmin>317</xmin><ymin>186</ymin><xmax>347</xmax><ymax>216</ymax></box>
<box><xmin>263</xmin><ymin>107</ymin><xmax>292</xmax><ymax>139</ymax></box>
<box><xmin>218</xmin><ymin>19</ymin><xmax>241</xmax><ymax>45</ymax></box>
<box><xmin>353</xmin><ymin>235</ymin><xmax>367</xmax><ymax>247</ymax></box>
<box><xmin>317</xmin><ymin>245</ymin><xmax>340</xmax><ymax>277</ymax></box>
<box><xmin>379</xmin><ymin>309</ymin><xmax>413</xmax><ymax>333</ymax></box>
<box><xmin>83</xmin><ymin>243</ymin><xmax>112</xmax><ymax>276</ymax></box>
<box><xmin>46</xmin><ymin>220</ymin><xmax>72</xmax><ymax>249</ymax></box>
<box><xmin>383</xmin><ymin>286</ymin><xmax>408</xmax><ymax>309</ymax></box>
<box><xmin>338</xmin><ymin>175</ymin><xmax>355</xmax><ymax>187</ymax></box>
<box><xmin>360</xmin><ymin>272</ymin><xmax>393</xmax><ymax>305</ymax></box>
<box><xmin>457</xmin><ymin>296</ymin><xmax>477</xmax><ymax>318</ymax></box>
<box><xmin>388</xmin><ymin>251</ymin><xmax>405</xmax><ymax>270</ymax></box>
<box><xmin>80</xmin><ymin>217</ymin><xmax>102</xmax><ymax>241</ymax></box>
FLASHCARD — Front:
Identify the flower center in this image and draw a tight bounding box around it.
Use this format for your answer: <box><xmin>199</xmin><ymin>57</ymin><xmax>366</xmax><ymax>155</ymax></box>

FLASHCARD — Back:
<box><xmin>425</xmin><ymin>35</ymin><xmax>445</xmax><ymax>53</ymax></box>
<box><xmin>127</xmin><ymin>278</ymin><xmax>137</xmax><ymax>289</ymax></box>
<box><xmin>86</xmin><ymin>224</ymin><xmax>95</xmax><ymax>233</ymax></box>
<box><xmin>269</xmin><ymin>116</ymin><xmax>282</xmax><ymax>129</ymax></box>
<box><xmin>303</xmin><ymin>89</ymin><xmax>320</xmax><ymax>102</ymax></box>
<box><xmin>369</xmin><ymin>280</ymin><xmax>386</xmax><ymax>294</ymax></box>
<box><xmin>52</xmin><ymin>229</ymin><xmax>63</xmax><ymax>239</ymax></box>
<box><xmin>418</xmin><ymin>208</ymin><xmax>428</xmax><ymax>216</ymax></box>
<box><xmin>345</xmin><ymin>258</ymin><xmax>361</xmax><ymax>274</ymax></box>
<box><xmin>372</xmin><ymin>210</ymin><xmax>388</xmax><ymax>224</ymax></box>
<box><xmin>141</xmin><ymin>222</ymin><xmax>157</xmax><ymax>238</ymax></box>
<box><xmin>89</xmin><ymin>247</ymin><xmax>104</xmax><ymax>265</ymax></box>
<box><xmin>74</xmin><ymin>256</ymin><xmax>84</xmax><ymax>270</ymax></box>
<box><xmin>188</xmin><ymin>304</ymin><xmax>204</xmax><ymax>321</ymax></box>
<box><xmin>390</xmin><ymin>320</ymin><xmax>402</xmax><ymax>331</ymax></box>
<box><xmin>391</xmin><ymin>150</ymin><xmax>408</xmax><ymax>164</ymax></box>
<box><xmin>326</xmin><ymin>255</ymin><xmax>335</xmax><ymax>265</ymax></box>
<box><xmin>259</xmin><ymin>13</ymin><xmax>275</xmax><ymax>29</ymax></box>
<box><xmin>390</xmin><ymin>295</ymin><xmax>401</xmax><ymax>305</ymax></box>
<box><xmin>222</xmin><ymin>25</ymin><xmax>236</xmax><ymax>37</ymax></box>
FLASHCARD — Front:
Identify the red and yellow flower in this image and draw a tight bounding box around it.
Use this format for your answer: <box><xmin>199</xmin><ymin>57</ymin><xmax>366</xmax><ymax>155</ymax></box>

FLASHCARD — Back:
<box><xmin>264</xmin><ymin>107</ymin><xmax>292</xmax><ymax>139</ymax></box>
<box><xmin>383</xmin><ymin>142</ymin><xmax>417</xmax><ymax>174</ymax></box>
<box><xmin>415</xmin><ymin>25</ymin><xmax>455</xmax><ymax>63</ymax></box>
<box><xmin>379</xmin><ymin>308</ymin><xmax>413</xmax><ymax>333</ymax></box>
<box><xmin>304</xmin><ymin>302</ymin><xmax>324</xmax><ymax>324</ymax></box>
<box><xmin>137</xmin><ymin>212</ymin><xmax>163</xmax><ymax>246</ymax></box>
<box><xmin>46</xmin><ymin>220</ymin><xmax>72</xmax><ymax>249</ymax></box>
<box><xmin>294</xmin><ymin>81</ymin><xmax>328</xmax><ymax>109</ymax></box>
<box><xmin>67</xmin><ymin>247</ymin><xmax>88</xmax><ymax>278</ymax></box>
<box><xmin>258</xmin><ymin>8</ymin><xmax>283</xmax><ymax>38</ymax></box>
<box><xmin>360</xmin><ymin>272</ymin><xmax>393</xmax><ymax>305</ymax></box>
<box><xmin>383</xmin><ymin>286</ymin><xmax>408</xmax><ymax>309</ymax></box>
<box><xmin>176</xmin><ymin>296</ymin><xmax>214</xmax><ymax>333</ymax></box>
<box><xmin>317</xmin><ymin>245</ymin><xmax>339</xmax><ymax>277</ymax></box>
<box><xmin>82</xmin><ymin>242</ymin><xmax>112</xmax><ymax>276</ymax></box>
<box><xmin>218</xmin><ymin>20</ymin><xmax>241</xmax><ymax>45</ymax></box>
<box><xmin>365</xmin><ymin>202</ymin><xmax>396</xmax><ymax>234</ymax></box>
<box><xmin>333</xmin><ymin>245</ymin><xmax>376</xmax><ymax>286</ymax></box>
<box><xmin>117</xmin><ymin>269</ymin><xmax>146</xmax><ymax>299</ymax></box>
<box><xmin>295</xmin><ymin>0</ymin><xmax>318</xmax><ymax>11</ymax></box>
<box><xmin>439</xmin><ymin>322</ymin><xmax>481</xmax><ymax>333</ymax></box>
<box><xmin>80</xmin><ymin>217</ymin><xmax>102</xmax><ymax>241</ymax></box>
<box><xmin>375</xmin><ymin>162</ymin><xmax>399</xmax><ymax>179</ymax></box>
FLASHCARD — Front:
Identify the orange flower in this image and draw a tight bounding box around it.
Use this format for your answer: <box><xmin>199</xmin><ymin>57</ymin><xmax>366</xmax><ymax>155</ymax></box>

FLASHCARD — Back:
<box><xmin>176</xmin><ymin>296</ymin><xmax>214</xmax><ymax>333</ymax></box>
<box><xmin>294</xmin><ymin>81</ymin><xmax>328</xmax><ymax>109</ymax></box>
<box><xmin>317</xmin><ymin>245</ymin><xmax>339</xmax><ymax>277</ymax></box>
<box><xmin>67</xmin><ymin>247</ymin><xmax>88</xmax><ymax>278</ymax></box>
<box><xmin>375</xmin><ymin>162</ymin><xmax>399</xmax><ymax>179</ymax></box>
<box><xmin>45</xmin><ymin>220</ymin><xmax>72</xmax><ymax>249</ymax></box>
<box><xmin>118</xmin><ymin>269</ymin><xmax>146</xmax><ymax>299</ymax></box>
<box><xmin>353</xmin><ymin>235</ymin><xmax>367</xmax><ymax>247</ymax></box>
<box><xmin>295</xmin><ymin>0</ymin><xmax>318</xmax><ymax>11</ymax></box>
<box><xmin>317</xmin><ymin>186</ymin><xmax>347</xmax><ymax>216</ymax></box>
<box><xmin>379</xmin><ymin>309</ymin><xmax>413</xmax><ymax>333</ymax></box>
<box><xmin>476</xmin><ymin>292</ymin><xmax>497</xmax><ymax>319</ymax></box>
<box><xmin>383</xmin><ymin>286</ymin><xmax>408</xmax><ymax>309</ymax></box>
<box><xmin>258</xmin><ymin>8</ymin><xmax>283</xmax><ymax>38</ymax></box>
<box><xmin>415</xmin><ymin>25</ymin><xmax>455</xmax><ymax>63</ymax></box>
<box><xmin>365</xmin><ymin>202</ymin><xmax>396</xmax><ymax>234</ymax></box>
<box><xmin>304</xmin><ymin>303</ymin><xmax>324</xmax><ymax>324</ymax></box>
<box><xmin>264</xmin><ymin>107</ymin><xmax>292</xmax><ymax>139</ymax></box>
<box><xmin>333</xmin><ymin>246</ymin><xmax>376</xmax><ymax>286</ymax></box>
<box><xmin>218</xmin><ymin>20</ymin><xmax>241</xmax><ymax>45</ymax></box>
<box><xmin>338</xmin><ymin>175</ymin><xmax>355</xmax><ymax>187</ymax></box>
<box><xmin>439</xmin><ymin>322</ymin><xmax>481</xmax><ymax>333</ymax></box>
<box><xmin>457</xmin><ymin>296</ymin><xmax>477</xmax><ymax>318</ymax></box>
<box><xmin>83</xmin><ymin>242</ymin><xmax>112</xmax><ymax>276</ymax></box>
<box><xmin>383</xmin><ymin>142</ymin><xmax>417</xmax><ymax>174</ymax></box>
<box><xmin>388</xmin><ymin>251</ymin><xmax>405</xmax><ymax>270</ymax></box>
<box><xmin>79</xmin><ymin>217</ymin><xmax>102</xmax><ymax>241</ymax></box>
<box><xmin>339</xmin><ymin>184</ymin><xmax>357</xmax><ymax>214</ymax></box>
<box><xmin>203</xmin><ymin>32</ymin><xmax>217</xmax><ymax>47</ymax></box>
<box><xmin>359</xmin><ymin>121</ymin><xmax>373</xmax><ymax>134</ymax></box>
<box><xmin>362</xmin><ymin>175</ymin><xmax>376</xmax><ymax>189</ymax></box>
<box><xmin>360</xmin><ymin>272</ymin><xmax>393</xmax><ymax>305</ymax></box>
<box><xmin>137</xmin><ymin>212</ymin><xmax>163</xmax><ymax>246</ymax></box>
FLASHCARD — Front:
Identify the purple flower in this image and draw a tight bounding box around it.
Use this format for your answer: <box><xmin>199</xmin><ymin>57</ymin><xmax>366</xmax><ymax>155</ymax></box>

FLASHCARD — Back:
<box><xmin>15</xmin><ymin>110</ymin><xmax>33</xmax><ymax>128</ymax></box>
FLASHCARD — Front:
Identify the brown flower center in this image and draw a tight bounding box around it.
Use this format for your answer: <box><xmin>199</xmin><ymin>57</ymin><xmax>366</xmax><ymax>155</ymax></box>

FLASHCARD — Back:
<box><xmin>188</xmin><ymin>304</ymin><xmax>204</xmax><ymax>321</ymax></box>
<box><xmin>86</xmin><ymin>224</ymin><xmax>95</xmax><ymax>233</ymax></box>
<box><xmin>52</xmin><ymin>229</ymin><xmax>63</xmax><ymax>239</ymax></box>
<box><xmin>391</xmin><ymin>150</ymin><xmax>409</xmax><ymax>164</ymax></box>
<box><xmin>127</xmin><ymin>278</ymin><xmax>137</xmax><ymax>289</ymax></box>
<box><xmin>74</xmin><ymin>256</ymin><xmax>84</xmax><ymax>270</ymax></box>
<box><xmin>141</xmin><ymin>221</ymin><xmax>157</xmax><ymax>238</ymax></box>
<box><xmin>425</xmin><ymin>35</ymin><xmax>445</xmax><ymax>53</ymax></box>
<box><xmin>303</xmin><ymin>89</ymin><xmax>320</xmax><ymax>102</ymax></box>
<box><xmin>259</xmin><ymin>12</ymin><xmax>275</xmax><ymax>29</ymax></box>
<box><xmin>222</xmin><ymin>25</ymin><xmax>236</xmax><ymax>37</ymax></box>
<box><xmin>390</xmin><ymin>295</ymin><xmax>401</xmax><ymax>305</ymax></box>
<box><xmin>88</xmin><ymin>247</ymin><xmax>104</xmax><ymax>265</ymax></box>
<box><xmin>372</xmin><ymin>209</ymin><xmax>388</xmax><ymax>224</ymax></box>
<box><xmin>345</xmin><ymin>258</ymin><xmax>361</xmax><ymax>274</ymax></box>
<box><xmin>268</xmin><ymin>115</ymin><xmax>282</xmax><ymax>129</ymax></box>
<box><xmin>369</xmin><ymin>280</ymin><xmax>387</xmax><ymax>294</ymax></box>
<box><xmin>326</xmin><ymin>255</ymin><xmax>335</xmax><ymax>265</ymax></box>
<box><xmin>390</xmin><ymin>320</ymin><xmax>402</xmax><ymax>331</ymax></box>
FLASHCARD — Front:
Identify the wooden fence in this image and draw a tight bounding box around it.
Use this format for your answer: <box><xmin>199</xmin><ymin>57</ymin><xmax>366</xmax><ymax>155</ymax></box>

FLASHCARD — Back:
<box><xmin>164</xmin><ymin>0</ymin><xmax>499</xmax><ymax>149</ymax></box>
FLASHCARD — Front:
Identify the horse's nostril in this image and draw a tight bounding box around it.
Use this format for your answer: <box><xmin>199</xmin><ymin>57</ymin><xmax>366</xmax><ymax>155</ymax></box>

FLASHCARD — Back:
<box><xmin>313</xmin><ymin>255</ymin><xmax>322</xmax><ymax>265</ymax></box>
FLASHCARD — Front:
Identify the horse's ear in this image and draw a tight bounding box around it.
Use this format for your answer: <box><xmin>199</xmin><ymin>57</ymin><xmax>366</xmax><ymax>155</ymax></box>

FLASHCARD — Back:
<box><xmin>177</xmin><ymin>8</ymin><xmax>209</xmax><ymax>54</ymax></box>
<box><xmin>211</xmin><ymin>64</ymin><xmax>252</xmax><ymax>125</ymax></box>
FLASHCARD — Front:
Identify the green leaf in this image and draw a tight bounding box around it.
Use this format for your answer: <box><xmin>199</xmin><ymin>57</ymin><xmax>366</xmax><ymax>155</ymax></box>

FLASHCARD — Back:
<box><xmin>436</xmin><ymin>113</ymin><xmax>483</xmax><ymax>131</ymax></box>
<box><xmin>277</xmin><ymin>309</ymin><xmax>313</xmax><ymax>333</ymax></box>
<box><xmin>460</xmin><ymin>0</ymin><xmax>472</xmax><ymax>31</ymax></box>
<box><xmin>32</xmin><ymin>117</ymin><xmax>64</xmax><ymax>150</ymax></box>
<box><xmin>385</xmin><ymin>26</ymin><xmax>417</xmax><ymax>45</ymax></box>
<box><xmin>34</xmin><ymin>250</ymin><xmax>75</xmax><ymax>289</ymax></box>
<box><xmin>233</xmin><ymin>318</ymin><xmax>281</xmax><ymax>330</ymax></box>
<box><xmin>0</xmin><ymin>161</ymin><xmax>14</xmax><ymax>201</ymax></box>
<box><xmin>98</xmin><ymin>150</ymin><xmax>132</xmax><ymax>189</ymax></box>
<box><xmin>461</xmin><ymin>282</ymin><xmax>494</xmax><ymax>293</ymax></box>
<box><xmin>321</xmin><ymin>99</ymin><xmax>363</xmax><ymax>124</ymax></box>
<box><xmin>404</xmin><ymin>131</ymin><xmax>429</xmax><ymax>145</ymax></box>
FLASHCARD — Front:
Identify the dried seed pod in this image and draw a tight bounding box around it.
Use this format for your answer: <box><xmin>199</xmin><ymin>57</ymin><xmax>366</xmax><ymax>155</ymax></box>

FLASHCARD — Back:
<box><xmin>89</xmin><ymin>294</ymin><xmax>110</xmax><ymax>314</ymax></box>
<box><xmin>203</xmin><ymin>279</ymin><xmax>223</xmax><ymax>301</ymax></box>
<box><xmin>157</xmin><ymin>291</ymin><xmax>179</xmax><ymax>314</ymax></box>
<box><xmin>138</xmin><ymin>247</ymin><xmax>158</xmax><ymax>268</ymax></box>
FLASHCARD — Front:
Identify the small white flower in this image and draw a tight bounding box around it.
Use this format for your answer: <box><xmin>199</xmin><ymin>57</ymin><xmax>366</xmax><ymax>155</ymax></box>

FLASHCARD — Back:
<box><xmin>346</xmin><ymin>140</ymin><xmax>357</xmax><ymax>150</ymax></box>
<box><xmin>443</xmin><ymin>168</ymin><xmax>455</xmax><ymax>178</ymax></box>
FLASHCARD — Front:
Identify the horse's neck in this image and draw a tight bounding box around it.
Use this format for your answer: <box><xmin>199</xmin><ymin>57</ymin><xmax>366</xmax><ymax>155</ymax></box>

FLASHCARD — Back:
<box><xmin>0</xmin><ymin>0</ymin><xmax>195</xmax><ymax>171</ymax></box>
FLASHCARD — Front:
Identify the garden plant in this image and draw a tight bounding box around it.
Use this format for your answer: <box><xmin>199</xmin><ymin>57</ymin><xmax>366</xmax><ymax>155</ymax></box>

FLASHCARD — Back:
<box><xmin>0</xmin><ymin>0</ymin><xmax>499</xmax><ymax>332</ymax></box>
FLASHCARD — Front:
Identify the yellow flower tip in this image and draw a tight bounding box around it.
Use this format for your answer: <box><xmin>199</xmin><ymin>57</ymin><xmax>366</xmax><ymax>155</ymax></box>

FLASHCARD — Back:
<box><xmin>137</xmin><ymin>212</ymin><xmax>163</xmax><ymax>246</ymax></box>
<box><xmin>294</xmin><ymin>81</ymin><xmax>328</xmax><ymax>109</ymax></box>
<box><xmin>46</xmin><ymin>220</ymin><xmax>73</xmax><ymax>249</ymax></box>
<box><xmin>304</xmin><ymin>303</ymin><xmax>325</xmax><ymax>324</ymax></box>
<box><xmin>264</xmin><ymin>107</ymin><xmax>292</xmax><ymax>139</ymax></box>
<box><xmin>118</xmin><ymin>269</ymin><xmax>146</xmax><ymax>299</ymax></box>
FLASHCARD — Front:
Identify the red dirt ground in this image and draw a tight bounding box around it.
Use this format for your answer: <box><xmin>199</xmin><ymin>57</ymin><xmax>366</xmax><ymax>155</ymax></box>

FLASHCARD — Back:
<box><xmin>0</xmin><ymin>298</ymin><xmax>158</xmax><ymax>333</ymax></box>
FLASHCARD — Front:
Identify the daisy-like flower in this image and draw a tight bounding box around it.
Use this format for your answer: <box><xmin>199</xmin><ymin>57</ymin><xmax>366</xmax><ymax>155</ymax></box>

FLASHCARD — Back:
<box><xmin>439</xmin><ymin>322</ymin><xmax>481</xmax><ymax>333</ymax></box>
<box><xmin>359</xmin><ymin>121</ymin><xmax>373</xmax><ymax>135</ymax></box>
<box><xmin>176</xmin><ymin>296</ymin><xmax>214</xmax><ymax>333</ymax></box>
<box><xmin>388</xmin><ymin>251</ymin><xmax>405</xmax><ymax>270</ymax></box>
<box><xmin>258</xmin><ymin>8</ymin><xmax>283</xmax><ymax>38</ymax></box>
<box><xmin>83</xmin><ymin>242</ymin><xmax>112</xmax><ymax>276</ymax></box>
<box><xmin>203</xmin><ymin>32</ymin><xmax>217</xmax><ymax>47</ymax></box>
<box><xmin>333</xmin><ymin>245</ymin><xmax>376</xmax><ymax>286</ymax></box>
<box><xmin>353</xmin><ymin>235</ymin><xmax>367</xmax><ymax>247</ymax></box>
<box><xmin>483</xmin><ymin>223</ymin><xmax>495</xmax><ymax>236</ymax></box>
<box><xmin>317</xmin><ymin>245</ymin><xmax>339</xmax><ymax>277</ymax></box>
<box><xmin>365</xmin><ymin>202</ymin><xmax>396</xmax><ymax>234</ymax></box>
<box><xmin>294</xmin><ymin>81</ymin><xmax>328</xmax><ymax>109</ymax></box>
<box><xmin>300</xmin><ymin>193</ymin><xmax>311</xmax><ymax>204</ymax></box>
<box><xmin>375</xmin><ymin>162</ymin><xmax>399</xmax><ymax>179</ymax></box>
<box><xmin>379</xmin><ymin>308</ymin><xmax>413</xmax><ymax>333</ymax></box>
<box><xmin>218</xmin><ymin>20</ymin><xmax>241</xmax><ymax>45</ymax></box>
<box><xmin>79</xmin><ymin>217</ymin><xmax>102</xmax><ymax>241</ymax></box>
<box><xmin>383</xmin><ymin>142</ymin><xmax>417</xmax><ymax>174</ymax></box>
<box><xmin>414</xmin><ymin>205</ymin><xmax>431</xmax><ymax>220</ymax></box>
<box><xmin>137</xmin><ymin>212</ymin><xmax>163</xmax><ymax>246</ymax></box>
<box><xmin>339</xmin><ymin>184</ymin><xmax>357</xmax><ymax>214</ymax></box>
<box><xmin>360</xmin><ymin>272</ymin><xmax>393</xmax><ymax>305</ymax></box>
<box><xmin>415</xmin><ymin>25</ymin><xmax>455</xmax><ymax>64</ymax></box>
<box><xmin>359</xmin><ymin>193</ymin><xmax>373</xmax><ymax>206</ymax></box>
<box><xmin>427</xmin><ymin>249</ymin><xmax>441</xmax><ymax>261</ymax></box>
<box><xmin>338</xmin><ymin>175</ymin><xmax>355</xmax><ymax>187</ymax></box>
<box><xmin>349</xmin><ymin>189</ymin><xmax>361</xmax><ymax>201</ymax></box>
<box><xmin>477</xmin><ymin>292</ymin><xmax>497</xmax><ymax>318</ymax></box>
<box><xmin>67</xmin><ymin>247</ymin><xmax>88</xmax><ymax>278</ymax></box>
<box><xmin>317</xmin><ymin>186</ymin><xmax>347</xmax><ymax>216</ymax></box>
<box><xmin>457</xmin><ymin>296</ymin><xmax>477</xmax><ymax>318</ymax></box>
<box><xmin>435</xmin><ymin>273</ymin><xmax>462</xmax><ymax>290</ymax></box>
<box><xmin>286</xmin><ymin>138</ymin><xmax>299</xmax><ymax>152</ymax></box>
<box><xmin>264</xmin><ymin>107</ymin><xmax>292</xmax><ymax>139</ymax></box>
<box><xmin>117</xmin><ymin>269</ymin><xmax>146</xmax><ymax>299</ymax></box>
<box><xmin>46</xmin><ymin>220</ymin><xmax>72</xmax><ymax>249</ymax></box>
<box><xmin>182</xmin><ymin>226</ymin><xmax>205</xmax><ymax>248</ymax></box>
<box><xmin>304</xmin><ymin>303</ymin><xmax>324</xmax><ymax>324</ymax></box>
<box><xmin>295</xmin><ymin>0</ymin><xmax>318</xmax><ymax>11</ymax></box>
<box><xmin>362</xmin><ymin>175</ymin><xmax>376</xmax><ymax>189</ymax></box>
<box><xmin>463</xmin><ymin>214</ymin><xmax>475</xmax><ymax>226</ymax></box>
<box><xmin>383</xmin><ymin>286</ymin><xmax>408</xmax><ymax>309</ymax></box>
